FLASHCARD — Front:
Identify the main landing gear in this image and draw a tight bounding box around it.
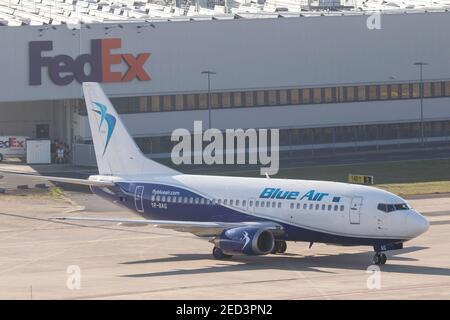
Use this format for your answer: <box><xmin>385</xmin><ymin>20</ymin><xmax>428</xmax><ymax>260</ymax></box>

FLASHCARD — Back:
<box><xmin>212</xmin><ymin>247</ymin><xmax>232</xmax><ymax>260</ymax></box>
<box><xmin>271</xmin><ymin>240</ymin><xmax>287</xmax><ymax>254</ymax></box>
<box><xmin>373</xmin><ymin>252</ymin><xmax>387</xmax><ymax>265</ymax></box>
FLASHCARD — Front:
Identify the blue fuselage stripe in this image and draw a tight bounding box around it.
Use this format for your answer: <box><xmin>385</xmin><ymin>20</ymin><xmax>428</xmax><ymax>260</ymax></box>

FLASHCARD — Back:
<box><xmin>90</xmin><ymin>182</ymin><xmax>405</xmax><ymax>246</ymax></box>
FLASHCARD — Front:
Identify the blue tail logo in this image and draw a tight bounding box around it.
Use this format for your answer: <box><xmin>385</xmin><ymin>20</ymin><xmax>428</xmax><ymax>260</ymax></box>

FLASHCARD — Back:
<box><xmin>92</xmin><ymin>102</ymin><xmax>116</xmax><ymax>155</ymax></box>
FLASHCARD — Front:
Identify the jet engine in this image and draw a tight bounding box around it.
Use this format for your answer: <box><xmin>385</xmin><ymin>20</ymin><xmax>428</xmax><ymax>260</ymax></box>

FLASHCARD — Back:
<box><xmin>213</xmin><ymin>226</ymin><xmax>275</xmax><ymax>256</ymax></box>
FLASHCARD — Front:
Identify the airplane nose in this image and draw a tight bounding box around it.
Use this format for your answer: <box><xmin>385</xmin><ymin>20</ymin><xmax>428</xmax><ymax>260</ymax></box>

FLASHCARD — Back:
<box><xmin>407</xmin><ymin>211</ymin><xmax>429</xmax><ymax>237</ymax></box>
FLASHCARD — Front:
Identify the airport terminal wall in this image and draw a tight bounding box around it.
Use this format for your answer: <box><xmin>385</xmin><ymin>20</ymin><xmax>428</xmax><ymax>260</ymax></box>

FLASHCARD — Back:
<box><xmin>1</xmin><ymin>12</ymin><xmax>450</xmax><ymax>161</ymax></box>
<box><xmin>1</xmin><ymin>12</ymin><xmax>450</xmax><ymax>101</ymax></box>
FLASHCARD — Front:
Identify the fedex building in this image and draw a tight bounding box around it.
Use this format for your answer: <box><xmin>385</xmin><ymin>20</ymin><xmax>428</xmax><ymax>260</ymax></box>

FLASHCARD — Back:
<box><xmin>1</xmin><ymin>10</ymin><xmax>450</xmax><ymax>165</ymax></box>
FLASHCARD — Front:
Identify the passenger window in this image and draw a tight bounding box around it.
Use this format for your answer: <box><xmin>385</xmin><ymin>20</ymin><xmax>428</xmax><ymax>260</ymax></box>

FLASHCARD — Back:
<box><xmin>315</xmin><ymin>204</ymin><xmax>320</xmax><ymax>210</ymax></box>
<box><xmin>195</xmin><ymin>198</ymin><xmax>199</xmax><ymax>204</ymax></box>
<box><xmin>242</xmin><ymin>200</ymin><xmax>246</xmax><ymax>207</ymax></box>
<box><xmin>340</xmin><ymin>205</ymin><xmax>345</xmax><ymax>211</ymax></box>
<box><xmin>277</xmin><ymin>202</ymin><xmax>281</xmax><ymax>208</ymax></box>
<box><xmin>200</xmin><ymin>198</ymin><xmax>205</xmax><ymax>205</ymax></box>
<box><xmin>189</xmin><ymin>197</ymin><xmax>194</xmax><ymax>204</ymax></box>
<box><xmin>322</xmin><ymin>204</ymin><xmax>326</xmax><ymax>210</ymax></box>
<box><xmin>334</xmin><ymin>205</ymin><xmax>338</xmax><ymax>211</ymax></box>
<box><xmin>248</xmin><ymin>200</ymin><xmax>252</xmax><ymax>207</ymax></box>
<box><xmin>266</xmin><ymin>201</ymin><xmax>270</xmax><ymax>207</ymax></box>
<box><xmin>296</xmin><ymin>203</ymin><xmax>301</xmax><ymax>209</ymax></box>
<box><xmin>255</xmin><ymin>201</ymin><xmax>259</xmax><ymax>207</ymax></box>
<box><xmin>261</xmin><ymin>201</ymin><xmax>265</xmax><ymax>208</ymax></box>
<box><xmin>328</xmin><ymin>205</ymin><xmax>332</xmax><ymax>211</ymax></box>
<box><xmin>309</xmin><ymin>204</ymin><xmax>313</xmax><ymax>210</ymax></box>
<box><xmin>236</xmin><ymin>200</ymin><xmax>240</xmax><ymax>206</ymax></box>
<box><xmin>303</xmin><ymin>204</ymin><xmax>307</xmax><ymax>210</ymax></box>
<box><xmin>229</xmin><ymin>199</ymin><xmax>234</xmax><ymax>206</ymax></box>
<box><xmin>272</xmin><ymin>202</ymin><xmax>276</xmax><ymax>208</ymax></box>
<box><xmin>224</xmin><ymin>199</ymin><xmax>228</xmax><ymax>205</ymax></box>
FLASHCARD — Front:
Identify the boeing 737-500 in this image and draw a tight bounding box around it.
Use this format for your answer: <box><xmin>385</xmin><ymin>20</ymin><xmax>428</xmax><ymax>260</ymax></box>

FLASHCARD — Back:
<box><xmin>1</xmin><ymin>82</ymin><xmax>429</xmax><ymax>265</ymax></box>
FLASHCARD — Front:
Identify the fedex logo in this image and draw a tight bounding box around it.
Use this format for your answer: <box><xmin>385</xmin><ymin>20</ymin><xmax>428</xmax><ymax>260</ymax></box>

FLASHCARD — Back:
<box><xmin>0</xmin><ymin>137</ymin><xmax>25</xmax><ymax>149</ymax></box>
<box><xmin>29</xmin><ymin>38</ymin><xmax>151</xmax><ymax>86</ymax></box>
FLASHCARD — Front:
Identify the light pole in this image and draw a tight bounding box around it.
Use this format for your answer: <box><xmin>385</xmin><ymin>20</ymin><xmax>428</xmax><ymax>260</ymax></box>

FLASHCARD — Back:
<box><xmin>414</xmin><ymin>62</ymin><xmax>429</xmax><ymax>146</ymax></box>
<box><xmin>201</xmin><ymin>70</ymin><xmax>216</xmax><ymax>129</ymax></box>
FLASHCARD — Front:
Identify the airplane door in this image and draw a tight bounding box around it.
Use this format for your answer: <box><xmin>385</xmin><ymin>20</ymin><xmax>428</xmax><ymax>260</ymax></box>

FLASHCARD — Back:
<box><xmin>349</xmin><ymin>196</ymin><xmax>363</xmax><ymax>224</ymax></box>
<box><xmin>134</xmin><ymin>185</ymin><xmax>144</xmax><ymax>213</ymax></box>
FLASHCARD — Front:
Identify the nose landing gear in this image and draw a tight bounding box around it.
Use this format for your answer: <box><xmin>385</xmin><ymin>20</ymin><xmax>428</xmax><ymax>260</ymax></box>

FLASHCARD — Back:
<box><xmin>373</xmin><ymin>252</ymin><xmax>387</xmax><ymax>265</ymax></box>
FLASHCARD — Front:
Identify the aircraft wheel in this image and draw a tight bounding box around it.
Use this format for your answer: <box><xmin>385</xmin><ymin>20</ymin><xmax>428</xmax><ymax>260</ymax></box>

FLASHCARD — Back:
<box><xmin>271</xmin><ymin>241</ymin><xmax>281</xmax><ymax>254</ymax></box>
<box><xmin>278</xmin><ymin>241</ymin><xmax>287</xmax><ymax>254</ymax></box>
<box><xmin>373</xmin><ymin>253</ymin><xmax>382</xmax><ymax>265</ymax></box>
<box><xmin>212</xmin><ymin>247</ymin><xmax>232</xmax><ymax>260</ymax></box>
<box><xmin>380</xmin><ymin>253</ymin><xmax>387</xmax><ymax>265</ymax></box>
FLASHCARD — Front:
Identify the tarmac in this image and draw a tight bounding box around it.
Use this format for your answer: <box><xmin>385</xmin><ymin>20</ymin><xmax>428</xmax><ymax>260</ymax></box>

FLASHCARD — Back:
<box><xmin>0</xmin><ymin>158</ymin><xmax>449</xmax><ymax>299</ymax></box>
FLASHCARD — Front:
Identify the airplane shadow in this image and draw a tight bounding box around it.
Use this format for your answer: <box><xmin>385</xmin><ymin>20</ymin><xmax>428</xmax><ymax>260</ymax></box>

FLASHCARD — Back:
<box><xmin>119</xmin><ymin>246</ymin><xmax>450</xmax><ymax>278</ymax></box>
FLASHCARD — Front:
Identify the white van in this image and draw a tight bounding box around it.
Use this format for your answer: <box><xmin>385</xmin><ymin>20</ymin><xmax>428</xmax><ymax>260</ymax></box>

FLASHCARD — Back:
<box><xmin>0</xmin><ymin>136</ymin><xmax>28</xmax><ymax>161</ymax></box>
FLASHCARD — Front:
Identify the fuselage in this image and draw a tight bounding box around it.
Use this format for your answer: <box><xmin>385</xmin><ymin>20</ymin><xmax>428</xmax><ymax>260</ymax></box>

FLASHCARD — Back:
<box><xmin>90</xmin><ymin>174</ymin><xmax>429</xmax><ymax>248</ymax></box>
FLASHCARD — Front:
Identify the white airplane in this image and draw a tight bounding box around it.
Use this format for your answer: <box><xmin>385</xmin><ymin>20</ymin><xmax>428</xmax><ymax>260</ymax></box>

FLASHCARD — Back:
<box><xmin>2</xmin><ymin>82</ymin><xmax>429</xmax><ymax>265</ymax></box>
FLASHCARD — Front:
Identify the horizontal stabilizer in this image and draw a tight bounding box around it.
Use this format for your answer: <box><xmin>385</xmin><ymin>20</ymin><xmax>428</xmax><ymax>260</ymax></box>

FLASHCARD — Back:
<box><xmin>0</xmin><ymin>171</ymin><xmax>115</xmax><ymax>187</ymax></box>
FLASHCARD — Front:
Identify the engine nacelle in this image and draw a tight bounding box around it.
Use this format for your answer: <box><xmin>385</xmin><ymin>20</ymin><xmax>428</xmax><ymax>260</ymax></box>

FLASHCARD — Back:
<box><xmin>213</xmin><ymin>226</ymin><xmax>275</xmax><ymax>256</ymax></box>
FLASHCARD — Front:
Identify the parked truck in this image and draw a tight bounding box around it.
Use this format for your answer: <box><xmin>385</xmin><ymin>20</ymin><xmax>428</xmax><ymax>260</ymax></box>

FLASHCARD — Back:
<box><xmin>0</xmin><ymin>136</ymin><xmax>27</xmax><ymax>161</ymax></box>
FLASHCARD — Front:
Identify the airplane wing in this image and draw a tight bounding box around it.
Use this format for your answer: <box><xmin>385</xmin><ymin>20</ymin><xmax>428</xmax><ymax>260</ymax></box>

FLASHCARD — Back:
<box><xmin>0</xmin><ymin>171</ymin><xmax>115</xmax><ymax>187</ymax></box>
<box><xmin>49</xmin><ymin>216</ymin><xmax>284</xmax><ymax>237</ymax></box>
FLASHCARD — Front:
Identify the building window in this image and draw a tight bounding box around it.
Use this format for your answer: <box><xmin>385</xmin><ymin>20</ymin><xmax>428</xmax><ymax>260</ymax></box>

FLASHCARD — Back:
<box><xmin>279</xmin><ymin>90</ymin><xmax>288</xmax><ymax>105</ymax></box>
<box><xmin>401</xmin><ymin>84</ymin><xmax>410</xmax><ymax>99</ymax></box>
<box><xmin>412</xmin><ymin>83</ymin><xmax>420</xmax><ymax>98</ymax></box>
<box><xmin>151</xmin><ymin>96</ymin><xmax>160</xmax><ymax>112</ymax></box>
<box><xmin>357</xmin><ymin>86</ymin><xmax>366</xmax><ymax>101</ymax></box>
<box><xmin>324</xmin><ymin>87</ymin><xmax>334</xmax><ymax>103</ymax></box>
<box><xmin>162</xmin><ymin>95</ymin><xmax>173</xmax><ymax>111</ymax></box>
<box><xmin>139</xmin><ymin>97</ymin><xmax>148</xmax><ymax>112</ymax></box>
<box><xmin>244</xmin><ymin>91</ymin><xmax>254</xmax><ymax>107</ymax></box>
<box><xmin>175</xmin><ymin>95</ymin><xmax>184</xmax><ymax>110</ymax></box>
<box><xmin>445</xmin><ymin>81</ymin><xmax>450</xmax><ymax>97</ymax></box>
<box><xmin>232</xmin><ymin>92</ymin><xmax>243</xmax><ymax>107</ymax></box>
<box><xmin>423</xmin><ymin>82</ymin><xmax>432</xmax><ymax>98</ymax></box>
<box><xmin>390</xmin><ymin>84</ymin><xmax>399</xmax><ymax>99</ymax></box>
<box><xmin>290</xmin><ymin>89</ymin><xmax>300</xmax><ymax>104</ymax></box>
<box><xmin>256</xmin><ymin>91</ymin><xmax>265</xmax><ymax>106</ymax></box>
<box><xmin>199</xmin><ymin>93</ymin><xmax>207</xmax><ymax>109</ymax></box>
<box><xmin>222</xmin><ymin>92</ymin><xmax>231</xmax><ymax>108</ymax></box>
<box><xmin>211</xmin><ymin>93</ymin><xmax>220</xmax><ymax>108</ymax></box>
<box><xmin>186</xmin><ymin>94</ymin><xmax>196</xmax><ymax>109</ymax></box>
<box><xmin>268</xmin><ymin>90</ymin><xmax>277</xmax><ymax>105</ymax></box>
<box><xmin>368</xmin><ymin>85</ymin><xmax>377</xmax><ymax>100</ymax></box>
<box><xmin>380</xmin><ymin>85</ymin><xmax>388</xmax><ymax>100</ymax></box>
<box><xmin>433</xmin><ymin>82</ymin><xmax>443</xmax><ymax>97</ymax></box>
<box><xmin>302</xmin><ymin>88</ymin><xmax>311</xmax><ymax>104</ymax></box>
<box><xmin>345</xmin><ymin>87</ymin><xmax>355</xmax><ymax>102</ymax></box>
<box><xmin>313</xmin><ymin>88</ymin><xmax>322</xmax><ymax>103</ymax></box>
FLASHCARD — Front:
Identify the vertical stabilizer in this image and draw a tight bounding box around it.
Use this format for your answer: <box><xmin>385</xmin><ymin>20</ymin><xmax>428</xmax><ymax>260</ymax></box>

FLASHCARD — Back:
<box><xmin>82</xmin><ymin>82</ymin><xmax>179</xmax><ymax>176</ymax></box>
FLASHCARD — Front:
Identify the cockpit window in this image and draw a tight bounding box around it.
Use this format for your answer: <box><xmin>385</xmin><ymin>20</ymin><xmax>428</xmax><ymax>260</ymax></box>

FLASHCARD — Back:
<box><xmin>377</xmin><ymin>203</ymin><xmax>409</xmax><ymax>213</ymax></box>
<box><xmin>394</xmin><ymin>203</ymin><xmax>409</xmax><ymax>210</ymax></box>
